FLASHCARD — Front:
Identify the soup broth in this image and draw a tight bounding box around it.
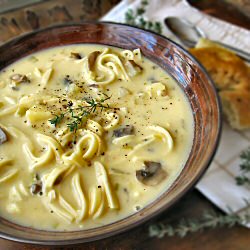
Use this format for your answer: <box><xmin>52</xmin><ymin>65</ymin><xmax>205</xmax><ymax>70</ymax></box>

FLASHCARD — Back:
<box><xmin>0</xmin><ymin>45</ymin><xmax>193</xmax><ymax>231</ymax></box>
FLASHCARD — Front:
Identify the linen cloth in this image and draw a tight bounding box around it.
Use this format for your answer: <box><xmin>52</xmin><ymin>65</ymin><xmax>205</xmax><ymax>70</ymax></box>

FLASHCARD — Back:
<box><xmin>102</xmin><ymin>0</ymin><xmax>250</xmax><ymax>226</ymax></box>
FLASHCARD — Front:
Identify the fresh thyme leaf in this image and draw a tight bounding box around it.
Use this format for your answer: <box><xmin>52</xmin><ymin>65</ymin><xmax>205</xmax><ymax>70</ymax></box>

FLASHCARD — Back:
<box><xmin>136</xmin><ymin>8</ymin><xmax>145</xmax><ymax>16</ymax></box>
<box><xmin>149</xmin><ymin>210</ymin><xmax>250</xmax><ymax>238</ymax></box>
<box><xmin>67</xmin><ymin>120</ymin><xmax>79</xmax><ymax>133</ymax></box>
<box><xmin>236</xmin><ymin>176</ymin><xmax>250</xmax><ymax>185</ymax></box>
<box><xmin>154</xmin><ymin>22</ymin><xmax>163</xmax><ymax>34</ymax></box>
<box><xmin>124</xmin><ymin>0</ymin><xmax>163</xmax><ymax>34</ymax></box>
<box><xmin>49</xmin><ymin>114</ymin><xmax>64</xmax><ymax>127</ymax></box>
<box><xmin>138</xmin><ymin>17</ymin><xmax>147</xmax><ymax>28</ymax></box>
<box><xmin>236</xmin><ymin>147</ymin><xmax>250</xmax><ymax>186</ymax></box>
<box><xmin>125</xmin><ymin>9</ymin><xmax>135</xmax><ymax>26</ymax></box>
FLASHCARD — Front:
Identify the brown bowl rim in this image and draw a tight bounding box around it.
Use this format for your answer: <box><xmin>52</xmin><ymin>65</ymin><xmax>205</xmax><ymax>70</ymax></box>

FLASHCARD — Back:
<box><xmin>0</xmin><ymin>21</ymin><xmax>222</xmax><ymax>245</ymax></box>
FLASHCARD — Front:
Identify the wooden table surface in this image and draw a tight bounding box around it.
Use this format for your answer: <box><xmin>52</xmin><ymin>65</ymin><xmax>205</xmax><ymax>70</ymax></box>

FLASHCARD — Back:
<box><xmin>0</xmin><ymin>0</ymin><xmax>250</xmax><ymax>249</ymax></box>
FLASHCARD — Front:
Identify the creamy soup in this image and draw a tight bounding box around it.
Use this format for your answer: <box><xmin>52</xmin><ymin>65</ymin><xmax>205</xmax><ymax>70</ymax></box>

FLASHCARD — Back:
<box><xmin>0</xmin><ymin>45</ymin><xmax>193</xmax><ymax>231</ymax></box>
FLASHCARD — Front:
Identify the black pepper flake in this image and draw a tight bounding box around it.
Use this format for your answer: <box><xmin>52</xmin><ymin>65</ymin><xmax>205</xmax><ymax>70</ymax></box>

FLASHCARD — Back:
<box><xmin>68</xmin><ymin>101</ymin><xmax>73</xmax><ymax>107</ymax></box>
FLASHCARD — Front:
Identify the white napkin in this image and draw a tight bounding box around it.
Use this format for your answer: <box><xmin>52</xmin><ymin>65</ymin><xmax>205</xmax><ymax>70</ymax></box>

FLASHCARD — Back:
<box><xmin>102</xmin><ymin>0</ymin><xmax>250</xmax><ymax>225</ymax></box>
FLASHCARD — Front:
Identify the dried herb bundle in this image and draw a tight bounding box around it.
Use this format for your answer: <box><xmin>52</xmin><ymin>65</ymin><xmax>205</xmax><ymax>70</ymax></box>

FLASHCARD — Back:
<box><xmin>149</xmin><ymin>210</ymin><xmax>250</xmax><ymax>238</ymax></box>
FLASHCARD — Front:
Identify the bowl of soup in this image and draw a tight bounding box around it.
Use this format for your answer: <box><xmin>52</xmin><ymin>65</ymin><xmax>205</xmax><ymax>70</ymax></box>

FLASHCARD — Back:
<box><xmin>0</xmin><ymin>22</ymin><xmax>221</xmax><ymax>244</ymax></box>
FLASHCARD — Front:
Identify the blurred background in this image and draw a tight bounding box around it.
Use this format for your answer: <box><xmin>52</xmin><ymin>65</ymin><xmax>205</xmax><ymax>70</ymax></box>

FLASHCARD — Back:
<box><xmin>0</xmin><ymin>0</ymin><xmax>249</xmax><ymax>44</ymax></box>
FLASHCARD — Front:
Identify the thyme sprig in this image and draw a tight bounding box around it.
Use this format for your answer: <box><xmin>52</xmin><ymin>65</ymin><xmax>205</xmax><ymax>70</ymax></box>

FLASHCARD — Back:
<box><xmin>235</xmin><ymin>147</ymin><xmax>250</xmax><ymax>186</ymax></box>
<box><xmin>49</xmin><ymin>94</ymin><xmax>111</xmax><ymax>133</ymax></box>
<box><xmin>149</xmin><ymin>210</ymin><xmax>250</xmax><ymax>238</ymax></box>
<box><xmin>124</xmin><ymin>0</ymin><xmax>162</xmax><ymax>34</ymax></box>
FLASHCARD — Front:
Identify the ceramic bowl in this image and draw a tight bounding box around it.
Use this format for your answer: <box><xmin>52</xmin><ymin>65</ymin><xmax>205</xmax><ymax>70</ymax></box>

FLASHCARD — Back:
<box><xmin>0</xmin><ymin>22</ymin><xmax>221</xmax><ymax>245</ymax></box>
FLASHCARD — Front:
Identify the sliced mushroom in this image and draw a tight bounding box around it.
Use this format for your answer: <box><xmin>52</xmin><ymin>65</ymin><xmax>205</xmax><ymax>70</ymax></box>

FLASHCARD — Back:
<box><xmin>136</xmin><ymin>161</ymin><xmax>167</xmax><ymax>186</ymax></box>
<box><xmin>113</xmin><ymin>125</ymin><xmax>134</xmax><ymax>138</ymax></box>
<box><xmin>88</xmin><ymin>51</ymin><xmax>101</xmax><ymax>71</ymax></box>
<box><xmin>30</xmin><ymin>181</ymin><xmax>43</xmax><ymax>195</ymax></box>
<box><xmin>70</xmin><ymin>52</ymin><xmax>82</xmax><ymax>59</ymax></box>
<box><xmin>89</xmin><ymin>84</ymin><xmax>99</xmax><ymax>88</ymax></box>
<box><xmin>0</xmin><ymin>127</ymin><xmax>7</xmax><ymax>145</ymax></box>
<box><xmin>10</xmin><ymin>74</ymin><xmax>30</xmax><ymax>84</ymax></box>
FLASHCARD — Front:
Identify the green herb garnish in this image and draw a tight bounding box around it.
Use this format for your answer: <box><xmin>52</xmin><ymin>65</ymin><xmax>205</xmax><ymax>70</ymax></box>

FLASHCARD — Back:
<box><xmin>124</xmin><ymin>0</ymin><xmax>162</xmax><ymax>34</ymax></box>
<box><xmin>49</xmin><ymin>93</ymin><xmax>111</xmax><ymax>133</ymax></box>
<box><xmin>49</xmin><ymin>114</ymin><xmax>65</xmax><ymax>126</ymax></box>
<box><xmin>235</xmin><ymin>147</ymin><xmax>250</xmax><ymax>186</ymax></box>
<box><xmin>149</xmin><ymin>209</ymin><xmax>250</xmax><ymax>238</ymax></box>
